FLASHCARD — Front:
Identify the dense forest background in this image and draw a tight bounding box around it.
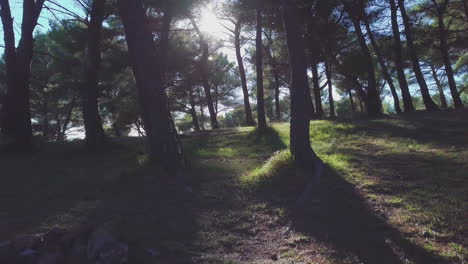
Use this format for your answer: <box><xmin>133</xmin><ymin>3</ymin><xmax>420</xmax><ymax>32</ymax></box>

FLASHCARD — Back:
<box><xmin>0</xmin><ymin>0</ymin><xmax>466</xmax><ymax>144</ymax></box>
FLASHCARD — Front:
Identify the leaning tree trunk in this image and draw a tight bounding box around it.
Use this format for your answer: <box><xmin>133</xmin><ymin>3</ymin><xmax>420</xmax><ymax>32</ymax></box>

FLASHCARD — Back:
<box><xmin>82</xmin><ymin>0</ymin><xmax>106</xmax><ymax>150</ymax></box>
<box><xmin>435</xmin><ymin>4</ymin><xmax>464</xmax><ymax>109</ymax></box>
<box><xmin>118</xmin><ymin>0</ymin><xmax>185</xmax><ymax>171</ymax></box>
<box><xmin>311</xmin><ymin>61</ymin><xmax>324</xmax><ymax>118</ymax></box>
<box><xmin>389</xmin><ymin>0</ymin><xmax>414</xmax><ymax>113</ymax></box>
<box><xmin>430</xmin><ymin>64</ymin><xmax>448</xmax><ymax>109</ymax></box>
<box><xmin>325</xmin><ymin>60</ymin><xmax>336</xmax><ymax>118</ymax></box>
<box><xmin>273</xmin><ymin>69</ymin><xmax>281</xmax><ymax>121</ymax></box>
<box><xmin>398</xmin><ymin>0</ymin><xmax>439</xmax><ymax>111</ymax></box>
<box><xmin>190</xmin><ymin>18</ymin><xmax>219</xmax><ymax>129</ymax></box>
<box><xmin>256</xmin><ymin>0</ymin><xmax>267</xmax><ymax>130</ymax></box>
<box><xmin>234</xmin><ymin>20</ymin><xmax>256</xmax><ymax>126</ymax></box>
<box><xmin>0</xmin><ymin>0</ymin><xmax>45</xmax><ymax>149</ymax></box>
<box><xmin>352</xmin><ymin>18</ymin><xmax>381</xmax><ymax>116</ymax></box>
<box><xmin>364</xmin><ymin>15</ymin><xmax>402</xmax><ymax>114</ymax></box>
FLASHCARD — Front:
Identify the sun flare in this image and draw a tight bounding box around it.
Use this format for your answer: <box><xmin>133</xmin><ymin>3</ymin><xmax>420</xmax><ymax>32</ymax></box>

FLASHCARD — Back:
<box><xmin>199</xmin><ymin>7</ymin><xmax>225</xmax><ymax>38</ymax></box>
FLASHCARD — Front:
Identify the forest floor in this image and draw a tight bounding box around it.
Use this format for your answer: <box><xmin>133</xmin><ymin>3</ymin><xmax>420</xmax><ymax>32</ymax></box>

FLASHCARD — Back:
<box><xmin>0</xmin><ymin>110</ymin><xmax>467</xmax><ymax>263</ymax></box>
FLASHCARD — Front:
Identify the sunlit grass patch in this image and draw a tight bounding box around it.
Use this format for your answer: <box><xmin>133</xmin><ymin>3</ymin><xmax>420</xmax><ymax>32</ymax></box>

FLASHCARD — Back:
<box><xmin>241</xmin><ymin>150</ymin><xmax>293</xmax><ymax>191</ymax></box>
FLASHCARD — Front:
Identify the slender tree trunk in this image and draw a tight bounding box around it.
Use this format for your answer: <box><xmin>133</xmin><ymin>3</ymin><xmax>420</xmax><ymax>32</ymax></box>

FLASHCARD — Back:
<box><xmin>435</xmin><ymin>4</ymin><xmax>464</xmax><ymax>108</ymax></box>
<box><xmin>325</xmin><ymin>60</ymin><xmax>336</xmax><ymax>118</ymax></box>
<box><xmin>343</xmin><ymin>3</ymin><xmax>381</xmax><ymax>117</ymax></box>
<box><xmin>311</xmin><ymin>61</ymin><xmax>324</xmax><ymax>118</ymax></box>
<box><xmin>234</xmin><ymin>20</ymin><xmax>256</xmax><ymax>126</ymax></box>
<box><xmin>389</xmin><ymin>0</ymin><xmax>414</xmax><ymax>112</ymax></box>
<box><xmin>398</xmin><ymin>0</ymin><xmax>439</xmax><ymax>111</ymax></box>
<box><xmin>42</xmin><ymin>97</ymin><xmax>49</xmax><ymax>138</ymax></box>
<box><xmin>348</xmin><ymin>89</ymin><xmax>356</xmax><ymax>113</ymax></box>
<box><xmin>0</xmin><ymin>0</ymin><xmax>45</xmax><ymax>148</ymax></box>
<box><xmin>273</xmin><ymin>70</ymin><xmax>281</xmax><ymax>121</ymax></box>
<box><xmin>256</xmin><ymin>0</ymin><xmax>267</xmax><ymax>130</ymax></box>
<box><xmin>188</xmin><ymin>85</ymin><xmax>200</xmax><ymax>131</ymax></box>
<box><xmin>190</xmin><ymin>18</ymin><xmax>219</xmax><ymax>129</ymax></box>
<box><xmin>364</xmin><ymin>15</ymin><xmax>402</xmax><ymax>114</ymax></box>
<box><xmin>282</xmin><ymin>0</ymin><xmax>319</xmax><ymax>165</ymax></box>
<box><xmin>82</xmin><ymin>0</ymin><xmax>106</xmax><ymax>149</ymax></box>
<box><xmin>264</xmin><ymin>31</ymin><xmax>282</xmax><ymax>122</ymax></box>
<box><xmin>118</xmin><ymin>0</ymin><xmax>185</xmax><ymax>171</ymax></box>
<box><xmin>61</xmin><ymin>97</ymin><xmax>77</xmax><ymax>140</ymax></box>
<box><xmin>430</xmin><ymin>64</ymin><xmax>448</xmax><ymax>109</ymax></box>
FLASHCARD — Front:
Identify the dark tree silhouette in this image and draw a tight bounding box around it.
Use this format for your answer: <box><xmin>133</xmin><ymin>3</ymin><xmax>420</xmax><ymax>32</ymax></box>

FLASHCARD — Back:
<box><xmin>256</xmin><ymin>0</ymin><xmax>267</xmax><ymax>130</ymax></box>
<box><xmin>398</xmin><ymin>0</ymin><xmax>439</xmax><ymax>111</ymax></box>
<box><xmin>82</xmin><ymin>0</ymin><xmax>106</xmax><ymax>149</ymax></box>
<box><xmin>117</xmin><ymin>0</ymin><xmax>185</xmax><ymax>170</ymax></box>
<box><xmin>0</xmin><ymin>0</ymin><xmax>45</xmax><ymax>148</ymax></box>
<box><xmin>389</xmin><ymin>0</ymin><xmax>415</xmax><ymax>113</ymax></box>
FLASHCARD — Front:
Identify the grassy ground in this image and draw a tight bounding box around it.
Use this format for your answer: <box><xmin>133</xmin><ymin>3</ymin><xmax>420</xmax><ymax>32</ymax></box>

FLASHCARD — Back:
<box><xmin>0</xmin><ymin>110</ymin><xmax>466</xmax><ymax>263</ymax></box>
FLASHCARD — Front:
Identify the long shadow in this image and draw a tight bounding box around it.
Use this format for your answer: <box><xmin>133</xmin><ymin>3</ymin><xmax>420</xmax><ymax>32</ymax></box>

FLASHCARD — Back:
<box><xmin>350</xmin><ymin>111</ymin><xmax>468</xmax><ymax>148</ymax></box>
<box><xmin>289</xmin><ymin>165</ymin><xmax>449</xmax><ymax>264</ymax></box>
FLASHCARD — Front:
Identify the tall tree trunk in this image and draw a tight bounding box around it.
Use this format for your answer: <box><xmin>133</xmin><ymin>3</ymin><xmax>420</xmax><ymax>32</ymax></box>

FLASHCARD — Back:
<box><xmin>282</xmin><ymin>0</ymin><xmax>323</xmax><ymax>210</ymax></box>
<box><xmin>256</xmin><ymin>0</ymin><xmax>267</xmax><ymax>130</ymax></box>
<box><xmin>364</xmin><ymin>15</ymin><xmax>402</xmax><ymax>114</ymax></box>
<box><xmin>234</xmin><ymin>20</ymin><xmax>256</xmax><ymax>126</ymax></box>
<box><xmin>435</xmin><ymin>2</ymin><xmax>464</xmax><ymax>108</ymax></box>
<box><xmin>0</xmin><ymin>0</ymin><xmax>45</xmax><ymax>148</ymax></box>
<box><xmin>282</xmin><ymin>0</ymin><xmax>319</xmax><ymax>165</ymax></box>
<box><xmin>311</xmin><ymin>61</ymin><xmax>324</xmax><ymax>118</ymax></box>
<box><xmin>187</xmin><ymin>83</ymin><xmax>200</xmax><ymax>131</ymax></box>
<box><xmin>430</xmin><ymin>64</ymin><xmax>448</xmax><ymax>109</ymax></box>
<box><xmin>264</xmin><ymin>31</ymin><xmax>282</xmax><ymax>122</ymax></box>
<box><xmin>118</xmin><ymin>0</ymin><xmax>185</xmax><ymax>171</ymax></box>
<box><xmin>190</xmin><ymin>18</ymin><xmax>219</xmax><ymax>129</ymax></box>
<box><xmin>389</xmin><ymin>0</ymin><xmax>414</xmax><ymax>113</ymax></box>
<box><xmin>82</xmin><ymin>0</ymin><xmax>106</xmax><ymax>150</ymax></box>
<box><xmin>343</xmin><ymin>2</ymin><xmax>381</xmax><ymax>117</ymax></box>
<box><xmin>348</xmin><ymin>89</ymin><xmax>356</xmax><ymax>113</ymax></box>
<box><xmin>325</xmin><ymin>60</ymin><xmax>336</xmax><ymax>118</ymax></box>
<box><xmin>398</xmin><ymin>0</ymin><xmax>439</xmax><ymax>111</ymax></box>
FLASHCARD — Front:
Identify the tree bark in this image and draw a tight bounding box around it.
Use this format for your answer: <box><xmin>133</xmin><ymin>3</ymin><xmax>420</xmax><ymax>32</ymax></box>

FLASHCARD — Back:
<box><xmin>434</xmin><ymin>1</ymin><xmax>464</xmax><ymax>108</ymax></box>
<box><xmin>190</xmin><ymin>18</ymin><xmax>219</xmax><ymax>129</ymax></box>
<box><xmin>430</xmin><ymin>64</ymin><xmax>448</xmax><ymax>109</ymax></box>
<box><xmin>311</xmin><ymin>61</ymin><xmax>324</xmax><ymax>118</ymax></box>
<box><xmin>264</xmin><ymin>30</ymin><xmax>282</xmax><ymax>122</ymax></box>
<box><xmin>325</xmin><ymin>60</ymin><xmax>336</xmax><ymax>118</ymax></box>
<box><xmin>256</xmin><ymin>0</ymin><xmax>267</xmax><ymax>130</ymax></box>
<box><xmin>389</xmin><ymin>0</ymin><xmax>414</xmax><ymax>112</ymax></box>
<box><xmin>282</xmin><ymin>0</ymin><xmax>319</xmax><ymax>166</ymax></box>
<box><xmin>234</xmin><ymin>20</ymin><xmax>256</xmax><ymax>126</ymax></box>
<box><xmin>398</xmin><ymin>0</ymin><xmax>439</xmax><ymax>111</ymax></box>
<box><xmin>82</xmin><ymin>0</ymin><xmax>106</xmax><ymax>150</ymax></box>
<box><xmin>159</xmin><ymin>0</ymin><xmax>173</xmax><ymax>83</ymax></box>
<box><xmin>0</xmin><ymin>0</ymin><xmax>45</xmax><ymax>148</ymax></box>
<box><xmin>364</xmin><ymin>15</ymin><xmax>402</xmax><ymax>114</ymax></box>
<box><xmin>118</xmin><ymin>0</ymin><xmax>185</xmax><ymax>171</ymax></box>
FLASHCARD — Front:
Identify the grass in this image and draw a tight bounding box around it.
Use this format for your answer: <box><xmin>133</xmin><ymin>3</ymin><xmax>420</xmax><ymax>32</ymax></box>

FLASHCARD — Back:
<box><xmin>0</xmin><ymin>110</ymin><xmax>467</xmax><ymax>263</ymax></box>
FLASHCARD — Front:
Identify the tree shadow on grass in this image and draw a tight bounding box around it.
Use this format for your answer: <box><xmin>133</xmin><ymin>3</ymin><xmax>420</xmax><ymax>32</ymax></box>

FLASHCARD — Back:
<box><xmin>287</xmin><ymin>164</ymin><xmax>449</xmax><ymax>264</ymax></box>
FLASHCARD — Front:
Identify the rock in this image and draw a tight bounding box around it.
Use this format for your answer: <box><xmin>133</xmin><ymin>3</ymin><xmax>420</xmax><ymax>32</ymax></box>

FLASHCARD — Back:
<box><xmin>270</xmin><ymin>254</ymin><xmax>278</xmax><ymax>261</ymax></box>
<box><xmin>37</xmin><ymin>251</ymin><xmax>66</xmax><ymax>264</ymax></box>
<box><xmin>13</xmin><ymin>234</ymin><xmax>43</xmax><ymax>252</ymax></box>
<box><xmin>96</xmin><ymin>243</ymin><xmax>128</xmax><ymax>264</ymax></box>
<box><xmin>87</xmin><ymin>228</ymin><xmax>117</xmax><ymax>259</ymax></box>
